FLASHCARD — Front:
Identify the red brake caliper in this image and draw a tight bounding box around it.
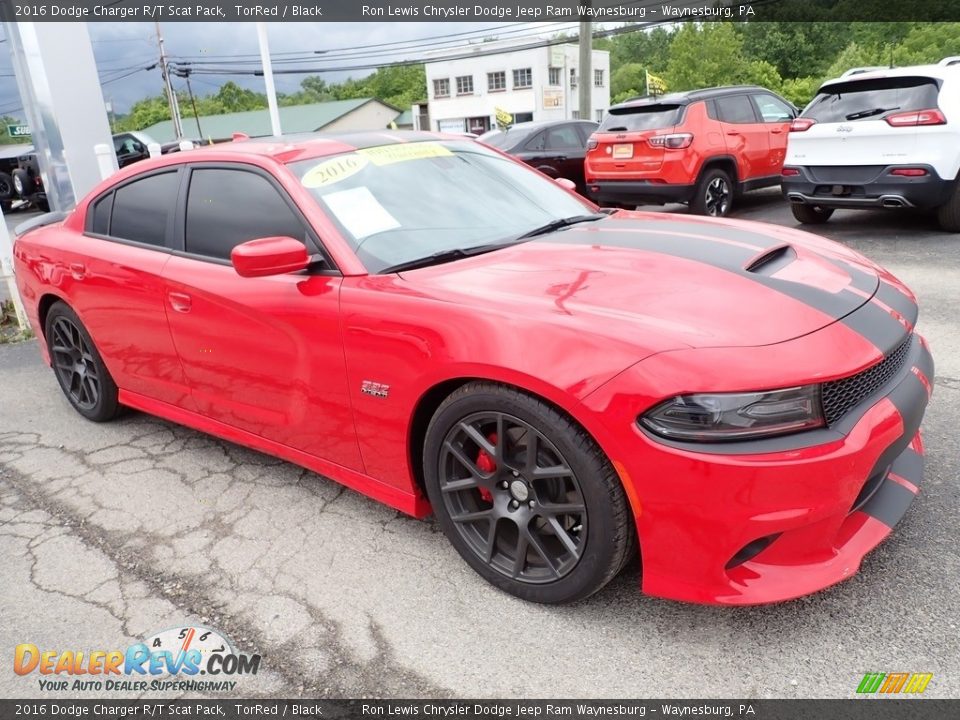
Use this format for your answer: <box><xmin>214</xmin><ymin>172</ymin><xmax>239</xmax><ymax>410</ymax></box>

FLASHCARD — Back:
<box><xmin>475</xmin><ymin>433</ymin><xmax>498</xmax><ymax>503</ymax></box>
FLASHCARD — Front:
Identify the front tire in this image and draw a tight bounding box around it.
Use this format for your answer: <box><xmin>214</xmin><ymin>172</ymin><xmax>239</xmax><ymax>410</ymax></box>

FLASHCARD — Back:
<box><xmin>423</xmin><ymin>382</ymin><xmax>636</xmax><ymax>604</ymax></box>
<box><xmin>791</xmin><ymin>203</ymin><xmax>835</xmax><ymax>225</ymax></box>
<box><xmin>690</xmin><ymin>168</ymin><xmax>734</xmax><ymax>217</ymax></box>
<box><xmin>44</xmin><ymin>302</ymin><xmax>120</xmax><ymax>422</ymax></box>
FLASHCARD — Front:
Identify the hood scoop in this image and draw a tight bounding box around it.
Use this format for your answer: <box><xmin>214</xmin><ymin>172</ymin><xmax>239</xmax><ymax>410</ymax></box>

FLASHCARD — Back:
<box><xmin>744</xmin><ymin>244</ymin><xmax>797</xmax><ymax>275</ymax></box>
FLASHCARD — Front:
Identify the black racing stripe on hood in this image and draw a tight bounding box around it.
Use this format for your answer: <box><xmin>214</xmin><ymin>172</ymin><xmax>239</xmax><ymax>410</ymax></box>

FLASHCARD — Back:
<box><xmin>831</xmin><ymin>258</ymin><xmax>880</xmax><ymax>296</ymax></box>
<box><xmin>875</xmin><ymin>281</ymin><xmax>919</xmax><ymax>327</ymax></box>
<box><xmin>602</xmin><ymin>218</ymin><xmax>787</xmax><ymax>252</ymax></box>
<box><xmin>840</xmin><ymin>300</ymin><xmax>911</xmax><ymax>355</ymax></box>
<box><xmin>549</xmin><ymin>226</ymin><xmax>866</xmax><ymax>320</ymax></box>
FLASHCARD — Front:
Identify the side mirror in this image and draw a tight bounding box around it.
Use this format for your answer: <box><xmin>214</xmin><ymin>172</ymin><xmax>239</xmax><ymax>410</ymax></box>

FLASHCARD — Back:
<box><xmin>555</xmin><ymin>177</ymin><xmax>577</xmax><ymax>191</ymax></box>
<box><xmin>231</xmin><ymin>236</ymin><xmax>310</xmax><ymax>278</ymax></box>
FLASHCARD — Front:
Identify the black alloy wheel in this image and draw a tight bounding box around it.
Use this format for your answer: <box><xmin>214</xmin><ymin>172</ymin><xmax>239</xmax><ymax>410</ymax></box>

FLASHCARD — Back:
<box><xmin>424</xmin><ymin>383</ymin><xmax>636</xmax><ymax>603</ymax></box>
<box><xmin>691</xmin><ymin>168</ymin><xmax>734</xmax><ymax>217</ymax></box>
<box><xmin>45</xmin><ymin>301</ymin><xmax>120</xmax><ymax>422</ymax></box>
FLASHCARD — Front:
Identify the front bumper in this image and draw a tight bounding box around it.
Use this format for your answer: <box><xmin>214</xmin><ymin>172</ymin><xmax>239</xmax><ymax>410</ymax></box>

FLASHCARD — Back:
<box><xmin>782</xmin><ymin>164</ymin><xmax>954</xmax><ymax>210</ymax></box>
<box><xmin>582</xmin><ymin>328</ymin><xmax>934</xmax><ymax>605</ymax></box>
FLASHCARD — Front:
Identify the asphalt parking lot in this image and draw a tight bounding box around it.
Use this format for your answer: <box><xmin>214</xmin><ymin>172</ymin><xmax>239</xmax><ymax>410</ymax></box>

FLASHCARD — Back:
<box><xmin>1</xmin><ymin>193</ymin><xmax>958</xmax><ymax>699</ymax></box>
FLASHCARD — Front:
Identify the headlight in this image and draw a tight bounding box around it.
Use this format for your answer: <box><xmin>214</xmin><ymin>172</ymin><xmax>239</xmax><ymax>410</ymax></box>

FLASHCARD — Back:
<box><xmin>639</xmin><ymin>385</ymin><xmax>824</xmax><ymax>442</ymax></box>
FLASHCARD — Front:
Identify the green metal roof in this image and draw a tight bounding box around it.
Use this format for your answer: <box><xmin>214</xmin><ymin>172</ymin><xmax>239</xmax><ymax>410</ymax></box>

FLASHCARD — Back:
<box><xmin>394</xmin><ymin>109</ymin><xmax>414</xmax><ymax>127</ymax></box>
<box><xmin>143</xmin><ymin>98</ymin><xmax>396</xmax><ymax>143</ymax></box>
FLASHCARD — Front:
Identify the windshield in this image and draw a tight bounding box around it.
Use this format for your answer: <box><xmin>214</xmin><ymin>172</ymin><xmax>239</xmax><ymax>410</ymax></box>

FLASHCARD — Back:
<box><xmin>599</xmin><ymin>105</ymin><xmax>681</xmax><ymax>132</ymax></box>
<box><xmin>289</xmin><ymin>140</ymin><xmax>592</xmax><ymax>273</ymax></box>
<box><xmin>804</xmin><ymin>77</ymin><xmax>940</xmax><ymax>123</ymax></box>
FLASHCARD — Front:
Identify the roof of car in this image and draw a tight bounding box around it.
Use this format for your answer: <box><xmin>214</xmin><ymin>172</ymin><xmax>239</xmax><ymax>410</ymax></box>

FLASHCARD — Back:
<box><xmin>820</xmin><ymin>60</ymin><xmax>960</xmax><ymax>88</ymax></box>
<box><xmin>183</xmin><ymin>130</ymin><xmax>463</xmax><ymax>163</ymax></box>
<box><xmin>611</xmin><ymin>85</ymin><xmax>769</xmax><ymax>110</ymax></box>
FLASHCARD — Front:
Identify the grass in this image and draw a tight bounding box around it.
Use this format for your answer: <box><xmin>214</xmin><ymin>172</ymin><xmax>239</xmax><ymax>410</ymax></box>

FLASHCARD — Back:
<box><xmin>0</xmin><ymin>298</ymin><xmax>33</xmax><ymax>344</ymax></box>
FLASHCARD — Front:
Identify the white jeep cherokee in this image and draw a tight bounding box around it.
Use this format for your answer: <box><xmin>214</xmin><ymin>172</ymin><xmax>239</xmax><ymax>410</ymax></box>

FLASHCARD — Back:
<box><xmin>781</xmin><ymin>57</ymin><xmax>960</xmax><ymax>231</ymax></box>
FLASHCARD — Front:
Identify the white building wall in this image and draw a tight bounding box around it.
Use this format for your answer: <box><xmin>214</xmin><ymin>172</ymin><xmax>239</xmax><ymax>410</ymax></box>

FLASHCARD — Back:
<box><xmin>424</xmin><ymin>43</ymin><xmax>610</xmax><ymax>133</ymax></box>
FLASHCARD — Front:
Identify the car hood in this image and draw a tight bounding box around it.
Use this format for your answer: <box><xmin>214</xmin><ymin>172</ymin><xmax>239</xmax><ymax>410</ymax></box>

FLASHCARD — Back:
<box><xmin>401</xmin><ymin>212</ymin><xmax>880</xmax><ymax>354</ymax></box>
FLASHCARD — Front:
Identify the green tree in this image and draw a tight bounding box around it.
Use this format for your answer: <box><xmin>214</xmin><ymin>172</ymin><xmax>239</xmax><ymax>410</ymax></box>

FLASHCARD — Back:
<box><xmin>0</xmin><ymin>115</ymin><xmax>27</xmax><ymax>145</ymax></box>
<box><xmin>610</xmin><ymin>63</ymin><xmax>648</xmax><ymax>103</ymax></box>
<box><xmin>665</xmin><ymin>23</ymin><xmax>749</xmax><ymax>91</ymax></box>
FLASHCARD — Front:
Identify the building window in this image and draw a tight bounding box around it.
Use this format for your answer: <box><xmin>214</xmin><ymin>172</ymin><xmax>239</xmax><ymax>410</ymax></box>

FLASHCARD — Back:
<box><xmin>548</xmin><ymin>67</ymin><xmax>561</xmax><ymax>86</ymax></box>
<box><xmin>433</xmin><ymin>79</ymin><xmax>450</xmax><ymax>98</ymax></box>
<box><xmin>572</xmin><ymin>110</ymin><xmax>580</xmax><ymax>120</ymax></box>
<box><xmin>594</xmin><ymin>69</ymin><xmax>604</xmax><ymax>87</ymax></box>
<box><xmin>570</xmin><ymin>68</ymin><xmax>578</xmax><ymax>88</ymax></box>
<box><xmin>513</xmin><ymin>68</ymin><xmax>532</xmax><ymax>89</ymax></box>
<box><xmin>515</xmin><ymin>112</ymin><xmax>534</xmax><ymax>124</ymax></box>
<box><xmin>456</xmin><ymin>75</ymin><xmax>474</xmax><ymax>95</ymax></box>
<box><xmin>487</xmin><ymin>71</ymin><xmax>506</xmax><ymax>92</ymax></box>
<box><xmin>595</xmin><ymin>109</ymin><xmax>605</xmax><ymax>122</ymax></box>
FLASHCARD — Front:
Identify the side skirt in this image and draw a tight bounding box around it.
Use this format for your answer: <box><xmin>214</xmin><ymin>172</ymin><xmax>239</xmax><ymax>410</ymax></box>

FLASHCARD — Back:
<box><xmin>118</xmin><ymin>389</ymin><xmax>432</xmax><ymax>518</ymax></box>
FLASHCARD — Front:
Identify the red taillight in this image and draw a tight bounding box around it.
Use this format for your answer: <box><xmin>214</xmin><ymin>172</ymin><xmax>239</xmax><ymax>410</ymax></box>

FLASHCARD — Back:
<box><xmin>890</xmin><ymin>168</ymin><xmax>928</xmax><ymax>177</ymax></box>
<box><xmin>790</xmin><ymin>118</ymin><xmax>816</xmax><ymax>132</ymax></box>
<box><xmin>586</xmin><ymin>136</ymin><xmax>598</xmax><ymax>150</ymax></box>
<box><xmin>781</xmin><ymin>167</ymin><xmax>801</xmax><ymax>176</ymax></box>
<box><xmin>648</xmin><ymin>133</ymin><xmax>693</xmax><ymax>149</ymax></box>
<box><xmin>885</xmin><ymin>108</ymin><xmax>946</xmax><ymax>127</ymax></box>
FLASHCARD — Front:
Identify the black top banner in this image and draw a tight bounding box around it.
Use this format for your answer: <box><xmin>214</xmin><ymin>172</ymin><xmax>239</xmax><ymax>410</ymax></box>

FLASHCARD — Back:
<box><xmin>0</xmin><ymin>0</ymin><xmax>957</xmax><ymax>23</ymax></box>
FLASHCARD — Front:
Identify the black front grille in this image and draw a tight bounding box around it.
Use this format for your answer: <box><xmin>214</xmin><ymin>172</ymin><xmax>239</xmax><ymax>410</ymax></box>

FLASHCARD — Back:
<box><xmin>822</xmin><ymin>335</ymin><xmax>913</xmax><ymax>425</ymax></box>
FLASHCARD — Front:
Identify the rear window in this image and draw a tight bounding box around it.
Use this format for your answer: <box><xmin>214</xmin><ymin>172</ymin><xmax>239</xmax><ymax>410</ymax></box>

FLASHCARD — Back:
<box><xmin>804</xmin><ymin>76</ymin><xmax>941</xmax><ymax>123</ymax></box>
<box><xmin>478</xmin><ymin>127</ymin><xmax>537</xmax><ymax>149</ymax></box>
<box><xmin>599</xmin><ymin>105</ymin><xmax>682</xmax><ymax>133</ymax></box>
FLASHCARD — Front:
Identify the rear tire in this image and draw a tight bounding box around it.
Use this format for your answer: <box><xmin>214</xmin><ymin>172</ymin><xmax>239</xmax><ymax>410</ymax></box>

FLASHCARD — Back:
<box><xmin>423</xmin><ymin>382</ymin><xmax>636</xmax><ymax>604</ymax></box>
<box><xmin>0</xmin><ymin>171</ymin><xmax>13</xmax><ymax>200</ymax></box>
<box><xmin>690</xmin><ymin>168</ymin><xmax>734</xmax><ymax>217</ymax></box>
<box><xmin>937</xmin><ymin>183</ymin><xmax>960</xmax><ymax>232</ymax></box>
<box><xmin>44</xmin><ymin>302</ymin><xmax>120</xmax><ymax>422</ymax></box>
<box><xmin>791</xmin><ymin>203</ymin><xmax>835</xmax><ymax>225</ymax></box>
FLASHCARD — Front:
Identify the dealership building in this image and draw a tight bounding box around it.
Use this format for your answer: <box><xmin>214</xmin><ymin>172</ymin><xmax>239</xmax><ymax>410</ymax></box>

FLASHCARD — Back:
<box><xmin>419</xmin><ymin>40</ymin><xmax>611</xmax><ymax>134</ymax></box>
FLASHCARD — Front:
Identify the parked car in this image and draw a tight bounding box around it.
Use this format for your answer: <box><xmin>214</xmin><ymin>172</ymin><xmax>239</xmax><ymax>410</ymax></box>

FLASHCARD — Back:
<box><xmin>14</xmin><ymin>132</ymin><xmax>931</xmax><ymax>605</ymax></box>
<box><xmin>782</xmin><ymin>57</ymin><xmax>960</xmax><ymax>231</ymax></box>
<box><xmin>479</xmin><ymin>120</ymin><xmax>598</xmax><ymax>193</ymax></box>
<box><xmin>12</xmin><ymin>132</ymin><xmax>200</xmax><ymax>210</ymax></box>
<box><xmin>585</xmin><ymin>86</ymin><xmax>797</xmax><ymax>216</ymax></box>
<box><xmin>0</xmin><ymin>143</ymin><xmax>32</xmax><ymax>212</ymax></box>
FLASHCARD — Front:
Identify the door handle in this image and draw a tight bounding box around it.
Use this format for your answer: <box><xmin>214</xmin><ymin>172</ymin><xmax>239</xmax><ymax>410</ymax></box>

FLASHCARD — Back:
<box><xmin>167</xmin><ymin>292</ymin><xmax>192</xmax><ymax>313</ymax></box>
<box><xmin>771</xmin><ymin>128</ymin><xmax>784</xmax><ymax>134</ymax></box>
<box><xmin>726</xmin><ymin>131</ymin><xmax>740</xmax><ymax>136</ymax></box>
<box><xmin>69</xmin><ymin>262</ymin><xmax>86</xmax><ymax>280</ymax></box>
<box><xmin>554</xmin><ymin>155</ymin><xmax>567</xmax><ymax>161</ymax></box>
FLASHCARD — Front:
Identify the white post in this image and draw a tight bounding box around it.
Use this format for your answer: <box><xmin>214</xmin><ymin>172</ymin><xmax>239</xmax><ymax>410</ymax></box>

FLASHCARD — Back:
<box><xmin>93</xmin><ymin>143</ymin><xmax>115</xmax><ymax>181</ymax></box>
<box><xmin>178</xmin><ymin>140</ymin><xmax>195</xmax><ymax>152</ymax></box>
<box><xmin>0</xmin><ymin>213</ymin><xmax>28</xmax><ymax>332</ymax></box>
<box><xmin>147</xmin><ymin>142</ymin><xmax>162</xmax><ymax>158</ymax></box>
<box><xmin>257</xmin><ymin>23</ymin><xmax>282</xmax><ymax>137</ymax></box>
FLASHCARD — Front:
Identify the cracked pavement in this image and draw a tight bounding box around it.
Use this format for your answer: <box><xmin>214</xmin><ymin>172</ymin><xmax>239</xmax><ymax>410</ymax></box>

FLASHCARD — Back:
<box><xmin>1</xmin><ymin>197</ymin><xmax>959</xmax><ymax>699</ymax></box>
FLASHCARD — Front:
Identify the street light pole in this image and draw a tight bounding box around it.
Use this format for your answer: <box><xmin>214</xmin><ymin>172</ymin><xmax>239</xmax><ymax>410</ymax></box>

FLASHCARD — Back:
<box><xmin>155</xmin><ymin>22</ymin><xmax>183</xmax><ymax>139</ymax></box>
<box><xmin>257</xmin><ymin>23</ymin><xmax>282</xmax><ymax>137</ymax></box>
<box><xmin>578</xmin><ymin>6</ymin><xmax>592</xmax><ymax>122</ymax></box>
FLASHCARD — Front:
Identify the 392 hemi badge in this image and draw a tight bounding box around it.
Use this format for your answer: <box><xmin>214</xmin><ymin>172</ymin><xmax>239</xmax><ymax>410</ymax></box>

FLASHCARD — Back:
<box><xmin>361</xmin><ymin>380</ymin><xmax>390</xmax><ymax>398</ymax></box>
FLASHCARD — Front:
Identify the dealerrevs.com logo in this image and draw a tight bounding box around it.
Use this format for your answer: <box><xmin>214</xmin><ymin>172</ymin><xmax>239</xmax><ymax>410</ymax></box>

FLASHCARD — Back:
<box><xmin>14</xmin><ymin>625</ymin><xmax>260</xmax><ymax>693</ymax></box>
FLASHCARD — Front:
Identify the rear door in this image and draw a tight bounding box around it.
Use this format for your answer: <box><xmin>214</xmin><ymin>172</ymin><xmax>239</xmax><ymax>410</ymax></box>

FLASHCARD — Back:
<box><xmin>787</xmin><ymin>75</ymin><xmax>944</xmax><ymax>168</ymax></box>
<box><xmin>588</xmin><ymin>103</ymin><xmax>682</xmax><ymax>178</ymax></box>
<box><xmin>715</xmin><ymin>94</ymin><xmax>770</xmax><ymax>181</ymax></box>
<box><xmin>518</xmin><ymin>124</ymin><xmax>589</xmax><ymax>186</ymax></box>
<box><xmin>161</xmin><ymin>163</ymin><xmax>363</xmax><ymax>471</ymax></box>
<box><xmin>77</xmin><ymin>168</ymin><xmax>194</xmax><ymax>408</ymax></box>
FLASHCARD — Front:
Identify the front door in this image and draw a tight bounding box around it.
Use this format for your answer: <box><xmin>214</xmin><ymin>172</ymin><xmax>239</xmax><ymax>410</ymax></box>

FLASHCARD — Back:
<box><xmin>715</xmin><ymin>94</ymin><xmax>771</xmax><ymax>181</ymax></box>
<box><xmin>161</xmin><ymin>164</ymin><xmax>363</xmax><ymax>471</ymax></box>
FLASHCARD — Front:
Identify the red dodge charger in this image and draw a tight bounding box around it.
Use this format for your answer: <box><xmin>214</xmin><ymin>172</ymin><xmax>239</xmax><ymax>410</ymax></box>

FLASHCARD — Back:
<box><xmin>13</xmin><ymin>133</ymin><xmax>933</xmax><ymax>605</ymax></box>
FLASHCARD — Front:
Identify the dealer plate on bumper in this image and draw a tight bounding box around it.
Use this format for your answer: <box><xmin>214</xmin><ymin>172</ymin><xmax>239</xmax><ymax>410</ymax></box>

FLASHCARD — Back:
<box><xmin>612</xmin><ymin>143</ymin><xmax>633</xmax><ymax>159</ymax></box>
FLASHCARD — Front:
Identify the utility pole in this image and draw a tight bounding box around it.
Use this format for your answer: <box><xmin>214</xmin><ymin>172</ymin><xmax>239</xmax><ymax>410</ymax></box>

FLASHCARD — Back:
<box><xmin>578</xmin><ymin>5</ymin><xmax>592</xmax><ymax>123</ymax></box>
<box><xmin>257</xmin><ymin>23</ymin><xmax>282</xmax><ymax>137</ymax></box>
<box><xmin>155</xmin><ymin>21</ymin><xmax>183</xmax><ymax>139</ymax></box>
<box><xmin>183</xmin><ymin>71</ymin><xmax>203</xmax><ymax>139</ymax></box>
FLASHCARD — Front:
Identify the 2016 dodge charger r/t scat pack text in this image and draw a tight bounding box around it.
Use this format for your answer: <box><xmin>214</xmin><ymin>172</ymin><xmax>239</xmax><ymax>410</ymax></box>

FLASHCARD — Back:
<box><xmin>13</xmin><ymin>133</ymin><xmax>933</xmax><ymax>605</ymax></box>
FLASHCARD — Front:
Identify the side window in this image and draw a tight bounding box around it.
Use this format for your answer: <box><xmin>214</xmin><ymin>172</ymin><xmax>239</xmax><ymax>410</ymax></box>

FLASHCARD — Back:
<box><xmin>544</xmin><ymin>126</ymin><xmax>581</xmax><ymax>150</ymax></box>
<box><xmin>523</xmin><ymin>132</ymin><xmax>546</xmax><ymax>152</ymax></box>
<box><xmin>705</xmin><ymin>99</ymin><xmax>719</xmax><ymax>121</ymax></box>
<box><xmin>715</xmin><ymin>95</ymin><xmax>758</xmax><ymax>124</ymax></box>
<box><xmin>185</xmin><ymin>168</ymin><xmax>306</xmax><ymax>261</ymax></box>
<box><xmin>753</xmin><ymin>94</ymin><xmax>794</xmax><ymax>122</ymax></box>
<box><xmin>89</xmin><ymin>193</ymin><xmax>113</xmax><ymax>235</ymax></box>
<box><xmin>110</xmin><ymin>171</ymin><xmax>179</xmax><ymax>247</ymax></box>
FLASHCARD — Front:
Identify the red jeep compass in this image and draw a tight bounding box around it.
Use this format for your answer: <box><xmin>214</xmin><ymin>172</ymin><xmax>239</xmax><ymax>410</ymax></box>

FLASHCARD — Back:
<box><xmin>585</xmin><ymin>86</ymin><xmax>797</xmax><ymax>216</ymax></box>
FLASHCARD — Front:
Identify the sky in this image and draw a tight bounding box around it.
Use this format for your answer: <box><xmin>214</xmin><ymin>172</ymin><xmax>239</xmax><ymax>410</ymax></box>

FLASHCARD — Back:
<box><xmin>0</xmin><ymin>21</ymin><xmax>580</xmax><ymax>121</ymax></box>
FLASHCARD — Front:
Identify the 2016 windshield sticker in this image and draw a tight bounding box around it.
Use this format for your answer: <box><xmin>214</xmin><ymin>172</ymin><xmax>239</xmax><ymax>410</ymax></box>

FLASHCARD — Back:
<box><xmin>301</xmin><ymin>154</ymin><xmax>369</xmax><ymax>188</ymax></box>
<box><xmin>358</xmin><ymin>142</ymin><xmax>453</xmax><ymax>166</ymax></box>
